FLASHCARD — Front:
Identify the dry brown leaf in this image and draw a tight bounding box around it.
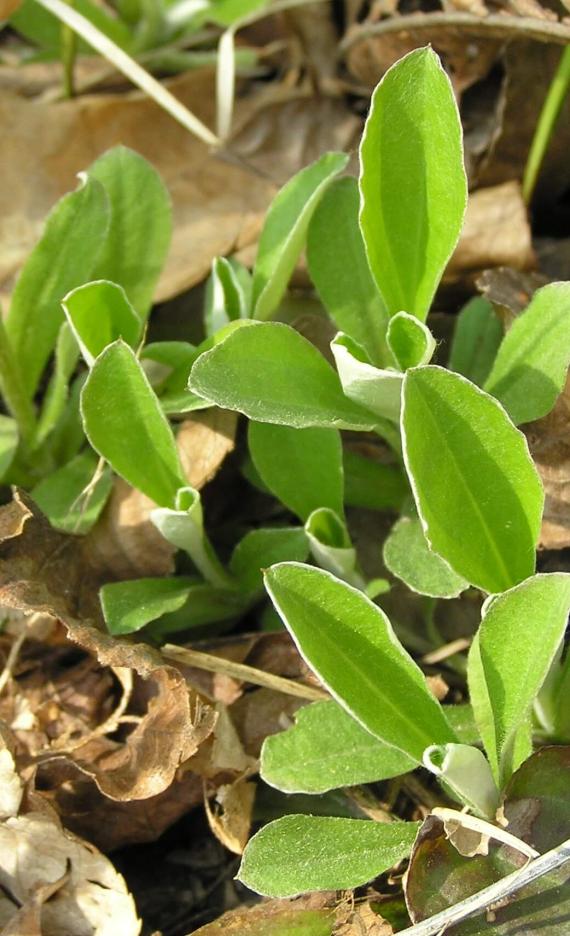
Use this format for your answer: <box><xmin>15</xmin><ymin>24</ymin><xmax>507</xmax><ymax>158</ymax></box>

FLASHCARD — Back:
<box><xmin>446</xmin><ymin>182</ymin><xmax>534</xmax><ymax>276</ymax></box>
<box><xmin>0</xmin><ymin>71</ymin><xmax>359</xmax><ymax>305</ymax></box>
<box><xmin>0</xmin><ymin>0</ymin><xmax>21</xmax><ymax>17</ymax></box>
<box><xmin>177</xmin><ymin>410</ymin><xmax>238</xmax><ymax>490</ymax></box>
<box><xmin>191</xmin><ymin>893</ymin><xmax>336</xmax><ymax>935</ymax></box>
<box><xmin>527</xmin><ymin>374</ymin><xmax>570</xmax><ymax>550</ymax></box>
<box><xmin>476</xmin><ymin>266</ymin><xmax>547</xmax><ymax>327</ymax></box>
<box><xmin>334</xmin><ymin>901</ymin><xmax>394</xmax><ymax>935</ymax></box>
<box><xmin>0</xmin><ymin>492</ymin><xmax>216</xmax><ymax>805</ymax></box>
<box><xmin>204</xmin><ymin>776</ymin><xmax>256</xmax><ymax>854</ymax></box>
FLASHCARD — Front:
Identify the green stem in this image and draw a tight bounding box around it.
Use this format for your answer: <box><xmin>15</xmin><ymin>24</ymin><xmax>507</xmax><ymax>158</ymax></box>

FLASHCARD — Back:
<box><xmin>0</xmin><ymin>318</ymin><xmax>37</xmax><ymax>447</ymax></box>
<box><xmin>523</xmin><ymin>45</ymin><xmax>570</xmax><ymax>204</ymax></box>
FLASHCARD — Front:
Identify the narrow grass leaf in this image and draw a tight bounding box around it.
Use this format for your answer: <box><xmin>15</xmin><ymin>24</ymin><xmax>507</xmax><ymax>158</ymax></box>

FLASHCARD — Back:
<box><xmin>402</xmin><ymin>366</ymin><xmax>544</xmax><ymax>593</ymax></box>
<box><xmin>189</xmin><ymin>322</ymin><xmax>376</xmax><ymax>430</ymax></box>
<box><xmin>238</xmin><ymin>815</ymin><xmax>420</xmax><ymax>897</ymax></box>
<box><xmin>261</xmin><ymin>700</ymin><xmax>415</xmax><ymax>794</ymax></box>
<box><xmin>359</xmin><ymin>47</ymin><xmax>467</xmax><ymax>320</ymax></box>
<box><xmin>484</xmin><ymin>283</ymin><xmax>570</xmax><ymax>424</ymax></box>
<box><xmin>265</xmin><ymin>562</ymin><xmax>455</xmax><ymax>761</ymax></box>
<box><xmin>81</xmin><ymin>340</ymin><xmax>186</xmax><ymax>507</ymax></box>
<box><xmin>252</xmin><ymin>152</ymin><xmax>348</xmax><ymax>321</ymax></box>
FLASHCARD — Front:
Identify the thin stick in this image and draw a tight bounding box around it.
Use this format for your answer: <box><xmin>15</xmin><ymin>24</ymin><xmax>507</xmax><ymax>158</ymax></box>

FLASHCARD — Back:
<box><xmin>162</xmin><ymin>643</ymin><xmax>328</xmax><ymax>701</ymax></box>
<box><xmin>398</xmin><ymin>836</ymin><xmax>570</xmax><ymax>935</ymax></box>
<box><xmin>422</xmin><ymin>638</ymin><xmax>471</xmax><ymax>665</ymax></box>
<box><xmin>0</xmin><ymin>630</ymin><xmax>26</xmax><ymax>696</ymax></box>
<box><xmin>35</xmin><ymin>0</ymin><xmax>219</xmax><ymax>147</ymax></box>
<box><xmin>340</xmin><ymin>13</ymin><xmax>570</xmax><ymax>52</ymax></box>
<box><xmin>432</xmin><ymin>807</ymin><xmax>539</xmax><ymax>859</ymax></box>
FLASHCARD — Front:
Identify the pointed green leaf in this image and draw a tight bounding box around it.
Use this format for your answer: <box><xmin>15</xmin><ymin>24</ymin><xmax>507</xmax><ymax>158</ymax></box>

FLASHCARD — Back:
<box><xmin>359</xmin><ymin>47</ymin><xmax>467</xmax><ymax>320</ymax></box>
<box><xmin>101</xmin><ymin>576</ymin><xmax>196</xmax><ymax>636</ymax></box>
<box><xmin>477</xmin><ymin>573</ymin><xmax>570</xmax><ymax>783</ymax></box>
<box><xmin>81</xmin><ymin>340</ymin><xmax>186</xmax><ymax>507</ymax></box>
<box><xmin>238</xmin><ymin>815</ymin><xmax>420</xmax><ymax>897</ymax></box>
<box><xmin>35</xmin><ymin>323</ymin><xmax>80</xmax><ymax>448</ymax></box>
<box><xmin>265</xmin><ymin>563</ymin><xmax>455</xmax><ymax>761</ymax></box>
<box><xmin>449</xmin><ymin>297</ymin><xmax>502</xmax><ymax>387</ymax></box>
<box><xmin>63</xmin><ymin>280</ymin><xmax>142</xmax><ymax>366</ymax></box>
<box><xmin>230</xmin><ymin>527</ymin><xmax>309</xmax><ymax>594</ymax></box>
<box><xmin>402</xmin><ymin>366</ymin><xmax>543</xmax><ymax>593</ymax></box>
<box><xmin>88</xmin><ymin>146</ymin><xmax>172</xmax><ymax>318</ymax></box>
<box><xmin>6</xmin><ymin>176</ymin><xmax>109</xmax><ymax>395</ymax></box>
<box><xmin>205</xmin><ymin>256</ymin><xmax>249</xmax><ymax>335</ymax></box>
<box><xmin>248</xmin><ymin>422</ymin><xmax>344</xmax><ymax>522</ymax></box>
<box><xmin>387</xmin><ymin>312</ymin><xmax>436</xmax><ymax>371</ymax></box>
<box><xmin>189</xmin><ymin>323</ymin><xmax>376</xmax><ymax>430</ymax></box>
<box><xmin>383</xmin><ymin>515</ymin><xmax>468</xmax><ymax>598</ymax></box>
<box><xmin>307</xmin><ymin>177</ymin><xmax>389</xmax><ymax>366</ymax></box>
<box><xmin>484</xmin><ymin>283</ymin><xmax>570</xmax><ymax>424</ymax></box>
<box><xmin>261</xmin><ymin>700</ymin><xmax>415</xmax><ymax>794</ymax></box>
<box><xmin>252</xmin><ymin>152</ymin><xmax>348</xmax><ymax>321</ymax></box>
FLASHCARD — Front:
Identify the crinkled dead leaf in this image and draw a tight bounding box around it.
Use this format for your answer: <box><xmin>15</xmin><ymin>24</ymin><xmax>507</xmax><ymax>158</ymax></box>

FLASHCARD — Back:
<box><xmin>0</xmin><ymin>492</ymin><xmax>216</xmax><ymax>805</ymax></box>
<box><xmin>334</xmin><ymin>901</ymin><xmax>394</xmax><ymax>935</ymax></box>
<box><xmin>204</xmin><ymin>776</ymin><xmax>256</xmax><ymax>854</ymax></box>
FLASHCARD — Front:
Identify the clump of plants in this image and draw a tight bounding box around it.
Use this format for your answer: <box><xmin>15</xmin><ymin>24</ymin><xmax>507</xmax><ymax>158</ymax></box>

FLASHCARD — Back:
<box><xmin>2</xmin><ymin>42</ymin><xmax>570</xmax><ymax>931</ymax></box>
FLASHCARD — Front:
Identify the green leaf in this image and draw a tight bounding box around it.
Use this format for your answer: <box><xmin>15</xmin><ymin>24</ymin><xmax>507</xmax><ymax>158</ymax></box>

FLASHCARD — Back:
<box><xmin>146</xmin><ymin>583</ymin><xmax>246</xmax><ymax>638</ymax></box>
<box><xmin>484</xmin><ymin>282</ymin><xmax>570</xmax><ymax>424</ymax></box>
<box><xmin>248</xmin><ymin>422</ymin><xmax>344</xmax><ymax>522</ymax></box>
<box><xmin>189</xmin><ymin>322</ymin><xmax>376</xmax><ymax>431</ymax></box>
<box><xmin>265</xmin><ymin>563</ymin><xmax>455</xmax><ymax>761</ymax></box>
<box><xmin>359</xmin><ymin>47</ymin><xmax>467</xmax><ymax>321</ymax></box>
<box><xmin>304</xmin><ymin>508</ymin><xmax>363</xmax><ymax>588</ymax></box>
<box><xmin>31</xmin><ymin>450</ymin><xmax>112</xmax><ymax>535</ymax></box>
<box><xmin>261</xmin><ymin>700</ymin><xmax>415</xmax><ymax>794</ymax></box>
<box><xmin>88</xmin><ymin>146</ymin><xmax>172</xmax><ymax>318</ymax></box>
<box><xmin>101</xmin><ymin>577</ymin><xmax>196</xmax><ymax>636</ymax></box>
<box><xmin>252</xmin><ymin>152</ymin><xmax>349</xmax><ymax>321</ymax></box>
<box><xmin>402</xmin><ymin>366</ymin><xmax>543</xmax><ymax>593</ymax></box>
<box><xmin>150</xmin><ymin>487</ymin><xmax>234</xmax><ymax>588</ymax></box>
<box><xmin>63</xmin><ymin>280</ymin><xmax>142</xmax><ymax>366</ymax></box>
<box><xmin>387</xmin><ymin>312</ymin><xmax>436</xmax><ymax>371</ymax></box>
<box><xmin>238</xmin><ymin>815</ymin><xmax>420</xmax><ymax>897</ymax></box>
<box><xmin>0</xmin><ymin>417</ymin><xmax>18</xmax><ymax>481</ymax></box>
<box><xmin>204</xmin><ymin>256</ymin><xmax>250</xmax><ymax>336</ymax></box>
<box><xmin>423</xmin><ymin>743</ymin><xmax>499</xmax><ymax>817</ymax></box>
<box><xmin>35</xmin><ymin>323</ymin><xmax>80</xmax><ymax>449</ymax></box>
<box><xmin>6</xmin><ymin>176</ymin><xmax>109</xmax><ymax>396</ymax></box>
<box><xmin>81</xmin><ymin>340</ymin><xmax>186</xmax><ymax>507</ymax></box>
<box><xmin>444</xmin><ymin>704</ymin><xmax>480</xmax><ymax>746</ymax></box>
<box><xmin>383</xmin><ymin>515</ymin><xmax>468</xmax><ymax>598</ymax></box>
<box><xmin>230</xmin><ymin>527</ymin><xmax>309</xmax><ymax>594</ymax></box>
<box><xmin>448</xmin><ymin>297</ymin><xmax>502</xmax><ymax>387</ymax></box>
<box><xmin>476</xmin><ymin>573</ymin><xmax>570</xmax><ymax>784</ymax></box>
<box><xmin>331</xmin><ymin>333</ymin><xmax>402</xmax><ymax>423</ymax></box>
<box><xmin>343</xmin><ymin>448</ymin><xmax>407</xmax><ymax>511</ymax></box>
<box><xmin>307</xmin><ymin>177</ymin><xmax>389</xmax><ymax>366</ymax></box>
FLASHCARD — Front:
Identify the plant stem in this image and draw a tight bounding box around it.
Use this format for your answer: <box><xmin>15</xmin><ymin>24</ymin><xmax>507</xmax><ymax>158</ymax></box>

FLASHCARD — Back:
<box><xmin>0</xmin><ymin>318</ymin><xmax>36</xmax><ymax>447</ymax></box>
<box><xmin>523</xmin><ymin>46</ymin><xmax>570</xmax><ymax>204</ymax></box>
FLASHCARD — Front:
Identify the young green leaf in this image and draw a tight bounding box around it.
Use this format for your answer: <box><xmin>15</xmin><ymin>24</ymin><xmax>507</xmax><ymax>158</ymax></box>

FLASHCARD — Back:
<box><xmin>147</xmin><ymin>583</ymin><xmax>246</xmax><ymax>639</ymax></box>
<box><xmin>402</xmin><ymin>366</ymin><xmax>544</xmax><ymax>593</ymax></box>
<box><xmin>101</xmin><ymin>576</ymin><xmax>196</xmax><ymax>636</ymax></box>
<box><xmin>31</xmin><ymin>450</ymin><xmax>112</xmax><ymax>535</ymax></box>
<box><xmin>35</xmin><ymin>322</ymin><xmax>80</xmax><ymax>448</ymax></box>
<box><xmin>88</xmin><ymin>146</ymin><xmax>172</xmax><ymax>318</ymax></box>
<box><xmin>0</xmin><ymin>417</ymin><xmax>18</xmax><ymax>481</ymax></box>
<box><xmin>307</xmin><ymin>177</ymin><xmax>389</xmax><ymax>366</ymax></box>
<box><xmin>6</xmin><ymin>175</ymin><xmax>109</xmax><ymax>396</ymax></box>
<box><xmin>343</xmin><ymin>448</ymin><xmax>407</xmax><ymax>512</ymax></box>
<box><xmin>81</xmin><ymin>340</ymin><xmax>187</xmax><ymax>507</ymax></box>
<box><xmin>423</xmin><ymin>743</ymin><xmax>499</xmax><ymax>818</ymax></box>
<box><xmin>248</xmin><ymin>422</ymin><xmax>344</xmax><ymax>522</ymax></box>
<box><xmin>151</xmin><ymin>487</ymin><xmax>234</xmax><ymax>589</ymax></box>
<box><xmin>387</xmin><ymin>312</ymin><xmax>436</xmax><ymax>371</ymax></box>
<box><xmin>238</xmin><ymin>815</ymin><xmax>420</xmax><ymax>897</ymax></box>
<box><xmin>229</xmin><ymin>527</ymin><xmax>309</xmax><ymax>594</ymax></box>
<box><xmin>359</xmin><ymin>47</ymin><xmax>467</xmax><ymax>320</ymax></box>
<box><xmin>189</xmin><ymin>322</ymin><xmax>376</xmax><ymax>431</ymax></box>
<box><xmin>261</xmin><ymin>700</ymin><xmax>416</xmax><ymax>794</ymax></box>
<box><xmin>305</xmin><ymin>508</ymin><xmax>363</xmax><ymax>588</ymax></box>
<box><xmin>63</xmin><ymin>280</ymin><xmax>142</xmax><ymax>366</ymax></box>
<box><xmin>484</xmin><ymin>282</ymin><xmax>570</xmax><ymax>424</ymax></box>
<box><xmin>476</xmin><ymin>573</ymin><xmax>570</xmax><ymax>784</ymax></box>
<box><xmin>383</xmin><ymin>515</ymin><xmax>468</xmax><ymax>599</ymax></box>
<box><xmin>204</xmin><ymin>256</ymin><xmax>249</xmax><ymax>335</ymax></box>
<box><xmin>265</xmin><ymin>563</ymin><xmax>455</xmax><ymax>761</ymax></box>
<box><xmin>331</xmin><ymin>333</ymin><xmax>402</xmax><ymax>423</ymax></box>
<box><xmin>448</xmin><ymin>297</ymin><xmax>502</xmax><ymax>387</ymax></box>
<box><xmin>252</xmin><ymin>152</ymin><xmax>348</xmax><ymax>321</ymax></box>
